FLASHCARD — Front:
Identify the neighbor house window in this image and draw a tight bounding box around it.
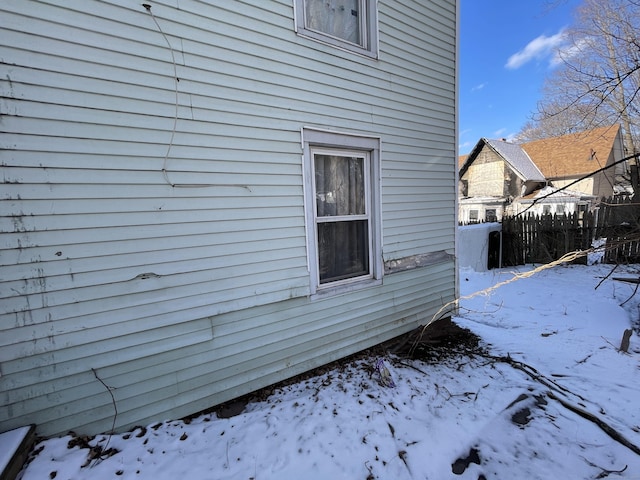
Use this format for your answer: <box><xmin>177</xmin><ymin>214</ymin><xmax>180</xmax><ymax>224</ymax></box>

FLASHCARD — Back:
<box><xmin>577</xmin><ymin>203</ymin><xmax>588</xmax><ymax>218</ymax></box>
<box><xmin>485</xmin><ymin>209</ymin><xmax>497</xmax><ymax>223</ymax></box>
<box><xmin>302</xmin><ymin>128</ymin><xmax>382</xmax><ymax>295</ymax></box>
<box><xmin>469</xmin><ymin>210</ymin><xmax>478</xmax><ymax>223</ymax></box>
<box><xmin>294</xmin><ymin>0</ymin><xmax>379</xmax><ymax>58</ymax></box>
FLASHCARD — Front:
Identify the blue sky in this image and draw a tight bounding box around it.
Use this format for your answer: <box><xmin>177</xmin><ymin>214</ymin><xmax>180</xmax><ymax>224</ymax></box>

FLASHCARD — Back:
<box><xmin>458</xmin><ymin>0</ymin><xmax>583</xmax><ymax>154</ymax></box>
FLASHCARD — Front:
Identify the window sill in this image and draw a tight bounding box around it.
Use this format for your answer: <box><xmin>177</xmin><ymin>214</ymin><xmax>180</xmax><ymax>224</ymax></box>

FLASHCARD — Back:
<box><xmin>310</xmin><ymin>277</ymin><xmax>382</xmax><ymax>300</ymax></box>
<box><xmin>295</xmin><ymin>30</ymin><xmax>379</xmax><ymax>60</ymax></box>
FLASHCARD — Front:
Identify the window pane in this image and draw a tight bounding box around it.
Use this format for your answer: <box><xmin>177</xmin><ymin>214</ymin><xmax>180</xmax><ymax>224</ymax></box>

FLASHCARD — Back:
<box><xmin>315</xmin><ymin>154</ymin><xmax>365</xmax><ymax>217</ymax></box>
<box><xmin>305</xmin><ymin>0</ymin><xmax>361</xmax><ymax>45</ymax></box>
<box><xmin>318</xmin><ymin>220</ymin><xmax>369</xmax><ymax>283</ymax></box>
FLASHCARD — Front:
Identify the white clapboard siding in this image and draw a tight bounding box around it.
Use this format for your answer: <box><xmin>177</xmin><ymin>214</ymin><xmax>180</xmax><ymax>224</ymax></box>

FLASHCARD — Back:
<box><xmin>0</xmin><ymin>0</ymin><xmax>457</xmax><ymax>436</ymax></box>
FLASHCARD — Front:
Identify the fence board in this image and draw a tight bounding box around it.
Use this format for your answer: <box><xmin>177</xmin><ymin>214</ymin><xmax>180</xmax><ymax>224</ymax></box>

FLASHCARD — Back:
<box><xmin>502</xmin><ymin>195</ymin><xmax>640</xmax><ymax>266</ymax></box>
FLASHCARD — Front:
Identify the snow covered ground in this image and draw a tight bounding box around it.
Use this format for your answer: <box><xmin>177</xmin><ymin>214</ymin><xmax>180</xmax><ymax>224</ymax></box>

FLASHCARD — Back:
<box><xmin>17</xmin><ymin>263</ymin><xmax>640</xmax><ymax>479</ymax></box>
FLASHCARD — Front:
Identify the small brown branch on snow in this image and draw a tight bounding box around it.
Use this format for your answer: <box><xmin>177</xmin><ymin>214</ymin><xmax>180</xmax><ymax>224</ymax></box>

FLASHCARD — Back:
<box><xmin>575</xmin><ymin>353</ymin><xmax>593</xmax><ymax>364</ymax></box>
<box><xmin>581</xmin><ymin>457</ymin><xmax>628</xmax><ymax>479</ymax></box>
<box><xmin>491</xmin><ymin>354</ymin><xmax>587</xmax><ymax>402</ymax></box>
<box><xmin>612</xmin><ymin>276</ymin><xmax>640</xmax><ymax>284</ymax></box>
<box><xmin>548</xmin><ymin>390</ymin><xmax>640</xmax><ymax>456</ymax></box>
<box><xmin>486</xmin><ymin>354</ymin><xmax>640</xmax><ymax>457</ymax></box>
<box><xmin>620</xmin><ymin>282</ymin><xmax>640</xmax><ymax>307</ymax></box>
<box><xmin>396</xmin><ymin>360</ymin><xmax>429</xmax><ymax>376</ymax></box>
<box><xmin>594</xmin><ymin>264</ymin><xmax>619</xmax><ymax>290</ymax></box>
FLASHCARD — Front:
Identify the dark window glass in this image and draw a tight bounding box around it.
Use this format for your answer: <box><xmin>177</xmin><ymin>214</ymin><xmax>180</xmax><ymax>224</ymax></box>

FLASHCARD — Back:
<box><xmin>315</xmin><ymin>154</ymin><xmax>364</xmax><ymax>217</ymax></box>
<box><xmin>318</xmin><ymin>220</ymin><xmax>369</xmax><ymax>283</ymax></box>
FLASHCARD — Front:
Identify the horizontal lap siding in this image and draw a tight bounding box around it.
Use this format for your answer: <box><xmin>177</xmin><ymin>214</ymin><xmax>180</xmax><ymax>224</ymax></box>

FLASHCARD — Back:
<box><xmin>2</xmin><ymin>262</ymin><xmax>455</xmax><ymax>435</ymax></box>
<box><xmin>1</xmin><ymin>0</ymin><xmax>457</xmax><ymax>435</ymax></box>
<box><xmin>380</xmin><ymin>0</ymin><xmax>457</xmax><ymax>260</ymax></box>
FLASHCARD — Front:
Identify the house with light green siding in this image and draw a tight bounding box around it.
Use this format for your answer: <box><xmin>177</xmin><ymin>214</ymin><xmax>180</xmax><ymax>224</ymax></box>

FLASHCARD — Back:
<box><xmin>0</xmin><ymin>0</ymin><xmax>458</xmax><ymax>437</ymax></box>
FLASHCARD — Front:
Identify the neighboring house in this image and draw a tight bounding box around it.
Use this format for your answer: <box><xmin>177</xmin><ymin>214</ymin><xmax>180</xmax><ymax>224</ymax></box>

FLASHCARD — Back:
<box><xmin>0</xmin><ymin>1</ymin><xmax>458</xmax><ymax>437</ymax></box>
<box><xmin>459</xmin><ymin>125</ymin><xmax>626</xmax><ymax>223</ymax></box>
<box><xmin>514</xmin><ymin>186</ymin><xmax>595</xmax><ymax>218</ymax></box>
<box><xmin>522</xmin><ymin>125</ymin><xmax>627</xmax><ymax>199</ymax></box>
<box><xmin>458</xmin><ymin>138</ymin><xmax>546</xmax><ymax>223</ymax></box>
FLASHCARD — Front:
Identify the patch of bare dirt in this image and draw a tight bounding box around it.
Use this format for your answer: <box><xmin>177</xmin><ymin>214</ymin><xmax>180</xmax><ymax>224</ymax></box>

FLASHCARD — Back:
<box><xmin>384</xmin><ymin>317</ymin><xmax>487</xmax><ymax>363</ymax></box>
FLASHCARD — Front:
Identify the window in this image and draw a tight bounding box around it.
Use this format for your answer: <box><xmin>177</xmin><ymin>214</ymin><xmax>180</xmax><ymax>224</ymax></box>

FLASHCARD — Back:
<box><xmin>485</xmin><ymin>209</ymin><xmax>497</xmax><ymax>223</ymax></box>
<box><xmin>469</xmin><ymin>210</ymin><xmax>478</xmax><ymax>223</ymax></box>
<box><xmin>302</xmin><ymin>128</ymin><xmax>382</xmax><ymax>295</ymax></box>
<box><xmin>577</xmin><ymin>203</ymin><xmax>588</xmax><ymax>218</ymax></box>
<box><xmin>295</xmin><ymin>0</ymin><xmax>378</xmax><ymax>58</ymax></box>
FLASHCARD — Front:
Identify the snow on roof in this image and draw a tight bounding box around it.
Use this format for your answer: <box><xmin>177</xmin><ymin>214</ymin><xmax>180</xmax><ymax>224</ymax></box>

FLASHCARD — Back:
<box><xmin>520</xmin><ymin>185</ymin><xmax>595</xmax><ymax>201</ymax></box>
<box><xmin>486</xmin><ymin>139</ymin><xmax>546</xmax><ymax>182</ymax></box>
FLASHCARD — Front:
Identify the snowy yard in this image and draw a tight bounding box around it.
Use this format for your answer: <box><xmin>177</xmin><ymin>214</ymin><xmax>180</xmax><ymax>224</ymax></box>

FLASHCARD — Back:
<box><xmin>17</xmin><ymin>263</ymin><xmax>640</xmax><ymax>479</ymax></box>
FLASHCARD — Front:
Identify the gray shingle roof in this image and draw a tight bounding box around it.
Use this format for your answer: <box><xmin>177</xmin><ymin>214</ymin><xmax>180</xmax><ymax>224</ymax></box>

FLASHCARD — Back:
<box><xmin>486</xmin><ymin>139</ymin><xmax>546</xmax><ymax>182</ymax></box>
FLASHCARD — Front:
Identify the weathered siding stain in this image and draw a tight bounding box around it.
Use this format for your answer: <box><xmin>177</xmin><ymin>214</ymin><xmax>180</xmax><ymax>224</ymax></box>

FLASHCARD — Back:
<box><xmin>1</xmin><ymin>0</ymin><xmax>457</xmax><ymax>436</ymax></box>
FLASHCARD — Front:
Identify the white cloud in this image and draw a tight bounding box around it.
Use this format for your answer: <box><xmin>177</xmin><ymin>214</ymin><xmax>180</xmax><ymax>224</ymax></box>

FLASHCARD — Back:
<box><xmin>471</xmin><ymin>82</ymin><xmax>487</xmax><ymax>92</ymax></box>
<box><xmin>458</xmin><ymin>140</ymin><xmax>474</xmax><ymax>154</ymax></box>
<box><xmin>550</xmin><ymin>36</ymin><xmax>589</xmax><ymax>67</ymax></box>
<box><xmin>505</xmin><ymin>29</ymin><xmax>568</xmax><ymax>69</ymax></box>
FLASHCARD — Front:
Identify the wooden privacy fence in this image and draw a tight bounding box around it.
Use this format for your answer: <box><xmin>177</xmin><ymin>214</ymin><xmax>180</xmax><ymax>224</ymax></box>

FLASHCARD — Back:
<box><xmin>595</xmin><ymin>195</ymin><xmax>640</xmax><ymax>264</ymax></box>
<box><xmin>502</xmin><ymin>212</ymin><xmax>594</xmax><ymax>266</ymax></box>
<box><xmin>502</xmin><ymin>195</ymin><xmax>640</xmax><ymax>266</ymax></box>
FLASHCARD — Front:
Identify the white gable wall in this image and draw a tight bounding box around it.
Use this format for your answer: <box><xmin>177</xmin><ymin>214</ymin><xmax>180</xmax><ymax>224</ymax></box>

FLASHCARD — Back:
<box><xmin>0</xmin><ymin>0</ymin><xmax>457</xmax><ymax>436</ymax></box>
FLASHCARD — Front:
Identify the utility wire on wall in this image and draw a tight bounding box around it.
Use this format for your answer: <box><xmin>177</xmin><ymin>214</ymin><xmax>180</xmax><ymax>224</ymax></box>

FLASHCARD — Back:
<box><xmin>142</xmin><ymin>3</ymin><xmax>250</xmax><ymax>190</ymax></box>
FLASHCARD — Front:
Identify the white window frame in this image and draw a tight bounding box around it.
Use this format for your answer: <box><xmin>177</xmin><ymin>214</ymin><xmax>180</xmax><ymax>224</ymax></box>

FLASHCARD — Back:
<box><xmin>302</xmin><ymin>128</ymin><xmax>382</xmax><ymax>296</ymax></box>
<box><xmin>293</xmin><ymin>0</ymin><xmax>379</xmax><ymax>59</ymax></box>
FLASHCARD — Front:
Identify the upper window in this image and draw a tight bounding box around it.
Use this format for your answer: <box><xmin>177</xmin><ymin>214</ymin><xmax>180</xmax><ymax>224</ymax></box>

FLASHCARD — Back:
<box><xmin>302</xmin><ymin>129</ymin><xmax>382</xmax><ymax>295</ymax></box>
<box><xmin>295</xmin><ymin>0</ymin><xmax>379</xmax><ymax>58</ymax></box>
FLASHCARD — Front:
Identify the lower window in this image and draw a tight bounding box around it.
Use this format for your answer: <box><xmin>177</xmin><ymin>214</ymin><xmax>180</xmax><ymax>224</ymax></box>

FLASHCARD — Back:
<box><xmin>303</xmin><ymin>129</ymin><xmax>382</xmax><ymax>294</ymax></box>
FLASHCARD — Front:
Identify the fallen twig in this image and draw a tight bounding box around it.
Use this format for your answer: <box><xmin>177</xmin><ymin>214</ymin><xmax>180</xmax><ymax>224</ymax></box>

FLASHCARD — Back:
<box><xmin>620</xmin><ymin>281</ymin><xmax>640</xmax><ymax>307</ymax></box>
<box><xmin>491</xmin><ymin>354</ymin><xmax>587</xmax><ymax>402</ymax></box>
<box><xmin>548</xmin><ymin>390</ymin><xmax>640</xmax><ymax>455</ymax></box>
<box><xmin>612</xmin><ymin>277</ymin><xmax>640</xmax><ymax>284</ymax></box>
<box><xmin>595</xmin><ymin>264</ymin><xmax>619</xmax><ymax>290</ymax></box>
<box><xmin>396</xmin><ymin>360</ymin><xmax>429</xmax><ymax>376</ymax></box>
<box><xmin>581</xmin><ymin>457</ymin><xmax>628</xmax><ymax>479</ymax></box>
<box><xmin>487</xmin><ymin>354</ymin><xmax>640</xmax><ymax>457</ymax></box>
